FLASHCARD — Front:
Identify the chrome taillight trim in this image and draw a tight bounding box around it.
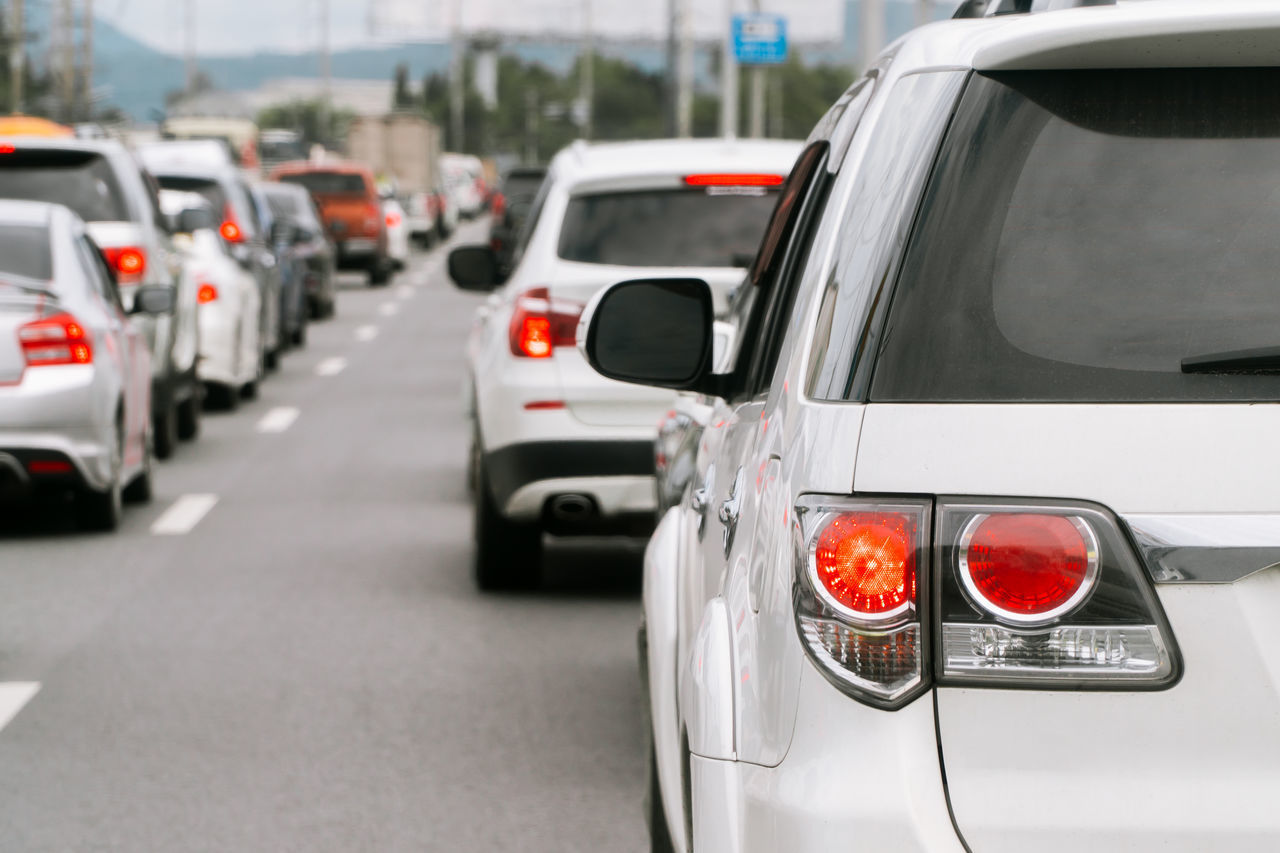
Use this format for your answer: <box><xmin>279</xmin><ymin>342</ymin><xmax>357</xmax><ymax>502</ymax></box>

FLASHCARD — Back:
<box><xmin>1126</xmin><ymin>513</ymin><xmax>1280</xmax><ymax>584</ymax></box>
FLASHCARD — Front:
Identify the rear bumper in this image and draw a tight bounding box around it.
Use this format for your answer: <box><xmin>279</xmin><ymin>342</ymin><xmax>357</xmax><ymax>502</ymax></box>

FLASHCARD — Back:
<box><xmin>484</xmin><ymin>440</ymin><xmax>656</xmax><ymax>525</ymax></box>
<box><xmin>0</xmin><ymin>432</ymin><xmax>112</xmax><ymax>493</ymax></box>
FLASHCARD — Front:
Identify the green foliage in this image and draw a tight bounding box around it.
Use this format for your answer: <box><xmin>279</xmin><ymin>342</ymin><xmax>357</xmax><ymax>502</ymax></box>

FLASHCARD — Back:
<box><xmin>257</xmin><ymin>100</ymin><xmax>355</xmax><ymax>149</ymax></box>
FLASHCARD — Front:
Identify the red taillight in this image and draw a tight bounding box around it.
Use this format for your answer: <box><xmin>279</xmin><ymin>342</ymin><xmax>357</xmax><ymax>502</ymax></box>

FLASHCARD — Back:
<box><xmin>958</xmin><ymin>514</ymin><xmax>1098</xmax><ymax>622</ymax></box>
<box><xmin>508</xmin><ymin>287</ymin><xmax>582</xmax><ymax>359</ymax></box>
<box><xmin>814</xmin><ymin>512</ymin><xmax>918</xmax><ymax>618</ymax></box>
<box><xmin>0</xmin><ymin>143</ymin><xmax>15</xmax><ymax>154</ymax></box>
<box><xmin>101</xmin><ymin>246</ymin><xmax>147</xmax><ymax>281</ymax></box>
<box><xmin>386</xmin><ymin>211</ymin><xmax>401</xmax><ymax>228</ymax></box>
<box><xmin>197</xmin><ymin>283</ymin><xmax>218</xmax><ymax>304</ymax></box>
<box><xmin>28</xmin><ymin>459</ymin><xmax>73</xmax><ymax>474</ymax></box>
<box><xmin>684</xmin><ymin>173</ymin><xmax>785</xmax><ymax>187</ymax></box>
<box><xmin>220</xmin><ymin>220</ymin><xmax>242</xmax><ymax>242</ymax></box>
<box><xmin>491</xmin><ymin>193</ymin><xmax>506</xmax><ymax>218</ymax></box>
<box><xmin>523</xmin><ymin>400</ymin><xmax>566</xmax><ymax>411</ymax></box>
<box><xmin>18</xmin><ymin>313</ymin><xmax>93</xmax><ymax>366</ymax></box>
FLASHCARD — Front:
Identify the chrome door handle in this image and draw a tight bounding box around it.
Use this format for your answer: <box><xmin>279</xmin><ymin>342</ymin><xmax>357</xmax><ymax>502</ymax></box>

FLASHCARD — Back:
<box><xmin>719</xmin><ymin>468</ymin><xmax>744</xmax><ymax>556</ymax></box>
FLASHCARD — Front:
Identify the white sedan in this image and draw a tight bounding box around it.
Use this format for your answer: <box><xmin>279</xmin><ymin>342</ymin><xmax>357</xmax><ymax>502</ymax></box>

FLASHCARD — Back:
<box><xmin>160</xmin><ymin>190</ymin><xmax>261</xmax><ymax>409</ymax></box>
<box><xmin>382</xmin><ymin>197</ymin><xmax>410</xmax><ymax>271</ymax></box>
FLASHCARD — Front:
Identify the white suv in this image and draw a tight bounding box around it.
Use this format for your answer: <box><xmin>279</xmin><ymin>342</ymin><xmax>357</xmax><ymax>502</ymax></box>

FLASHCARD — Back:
<box><xmin>448</xmin><ymin>138</ymin><xmax>802</xmax><ymax>589</ymax></box>
<box><xmin>582</xmin><ymin>3</ymin><xmax>1280</xmax><ymax>851</ymax></box>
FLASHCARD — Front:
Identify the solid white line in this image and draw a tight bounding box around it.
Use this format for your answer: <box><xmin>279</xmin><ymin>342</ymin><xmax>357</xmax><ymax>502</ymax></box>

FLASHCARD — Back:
<box><xmin>378</xmin><ymin>302</ymin><xmax>400</xmax><ymax>317</ymax></box>
<box><xmin>355</xmin><ymin>325</ymin><xmax>380</xmax><ymax>342</ymax></box>
<box><xmin>315</xmin><ymin>357</ymin><xmax>348</xmax><ymax>377</ymax></box>
<box><xmin>256</xmin><ymin>406</ymin><xmax>300</xmax><ymax>434</ymax></box>
<box><xmin>0</xmin><ymin>683</ymin><xmax>39</xmax><ymax>733</ymax></box>
<box><xmin>150</xmin><ymin>494</ymin><xmax>219</xmax><ymax>536</ymax></box>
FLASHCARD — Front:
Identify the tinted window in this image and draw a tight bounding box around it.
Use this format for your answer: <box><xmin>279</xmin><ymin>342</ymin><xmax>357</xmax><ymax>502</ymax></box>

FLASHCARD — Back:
<box><xmin>0</xmin><ymin>225</ymin><xmax>53</xmax><ymax>279</ymax></box>
<box><xmin>264</xmin><ymin>190</ymin><xmax>321</xmax><ymax>228</ymax></box>
<box><xmin>0</xmin><ymin>150</ymin><xmax>129</xmax><ymax>222</ymax></box>
<box><xmin>558</xmin><ymin>188</ymin><xmax>778</xmax><ymax>268</ymax></box>
<box><xmin>502</xmin><ymin>172</ymin><xmax>546</xmax><ymax>204</ymax></box>
<box><xmin>871</xmin><ymin>68</ymin><xmax>1280</xmax><ymax>403</ymax></box>
<box><xmin>154</xmin><ymin>175</ymin><xmax>228</xmax><ymax>220</ymax></box>
<box><xmin>279</xmin><ymin>172</ymin><xmax>368</xmax><ymax>195</ymax></box>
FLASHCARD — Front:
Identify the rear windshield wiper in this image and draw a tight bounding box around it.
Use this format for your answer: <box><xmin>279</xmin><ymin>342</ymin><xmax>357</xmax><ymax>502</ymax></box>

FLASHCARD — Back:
<box><xmin>1181</xmin><ymin>345</ymin><xmax>1280</xmax><ymax>374</ymax></box>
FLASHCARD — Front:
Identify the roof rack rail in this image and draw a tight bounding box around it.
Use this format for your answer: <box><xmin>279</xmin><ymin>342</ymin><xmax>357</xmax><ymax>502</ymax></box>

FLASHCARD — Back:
<box><xmin>954</xmin><ymin>0</ymin><xmax>1115</xmax><ymax>19</ymax></box>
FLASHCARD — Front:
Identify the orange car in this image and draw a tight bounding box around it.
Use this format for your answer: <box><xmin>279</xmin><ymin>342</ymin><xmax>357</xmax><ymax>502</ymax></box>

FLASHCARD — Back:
<box><xmin>269</xmin><ymin>162</ymin><xmax>392</xmax><ymax>286</ymax></box>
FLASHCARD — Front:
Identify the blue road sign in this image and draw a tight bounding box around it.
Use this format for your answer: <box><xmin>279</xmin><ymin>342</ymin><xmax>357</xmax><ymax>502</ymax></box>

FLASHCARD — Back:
<box><xmin>732</xmin><ymin>13</ymin><xmax>788</xmax><ymax>66</ymax></box>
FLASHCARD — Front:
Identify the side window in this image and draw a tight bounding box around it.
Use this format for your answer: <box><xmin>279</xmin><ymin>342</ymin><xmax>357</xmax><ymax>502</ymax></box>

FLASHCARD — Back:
<box><xmin>722</xmin><ymin>141</ymin><xmax>831</xmax><ymax>399</ymax></box>
<box><xmin>141</xmin><ymin>170</ymin><xmax>170</xmax><ymax>234</ymax></box>
<box><xmin>807</xmin><ymin>70</ymin><xmax>969</xmax><ymax>402</ymax></box>
<box><xmin>76</xmin><ymin>235</ymin><xmax>123</xmax><ymax>311</ymax></box>
<box><xmin>235</xmin><ymin>182</ymin><xmax>262</xmax><ymax>239</ymax></box>
<box><xmin>509</xmin><ymin>178</ymin><xmax>551</xmax><ymax>269</ymax></box>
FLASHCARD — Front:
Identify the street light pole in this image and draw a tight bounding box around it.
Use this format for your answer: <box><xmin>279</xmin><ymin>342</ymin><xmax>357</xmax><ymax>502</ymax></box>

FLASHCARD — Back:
<box><xmin>319</xmin><ymin>0</ymin><xmax>332</xmax><ymax>146</ymax></box>
<box><xmin>719</xmin><ymin>0</ymin><xmax>738</xmax><ymax>138</ymax></box>
<box><xmin>580</xmin><ymin>0</ymin><xmax>594</xmax><ymax>140</ymax></box>
<box><xmin>9</xmin><ymin>0</ymin><xmax>23</xmax><ymax>114</ymax></box>
<box><xmin>747</xmin><ymin>0</ymin><xmax>764</xmax><ymax>138</ymax></box>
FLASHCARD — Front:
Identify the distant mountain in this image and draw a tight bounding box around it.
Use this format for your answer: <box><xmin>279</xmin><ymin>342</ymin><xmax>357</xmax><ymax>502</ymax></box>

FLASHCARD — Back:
<box><xmin>23</xmin><ymin>0</ymin><xmax>944</xmax><ymax>119</ymax></box>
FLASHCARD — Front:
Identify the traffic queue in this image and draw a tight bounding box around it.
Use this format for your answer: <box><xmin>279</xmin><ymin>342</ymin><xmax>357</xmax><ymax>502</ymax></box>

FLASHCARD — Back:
<box><xmin>0</xmin><ymin>127</ymin><xmax>486</xmax><ymax>532</ymax></box>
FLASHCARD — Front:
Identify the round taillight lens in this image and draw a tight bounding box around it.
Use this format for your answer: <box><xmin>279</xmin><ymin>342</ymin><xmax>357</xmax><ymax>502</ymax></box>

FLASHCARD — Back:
<box><xmin>959</xmin><ymin>514</ymin><xmax>1099</xmax><ymax>623</ymax></box>
<box><xmin>220</xmin><ymin>221</ymin><xmax>242</xmax><ymax>242</ymax></box>
<box><xmin>813</xmin><ymin>512</ymin><xmax>917</xmax><ymax>620</ymax></box>
<box><xmin>116</xmin><ymin>249</ymin><xmax>145</xmax><ymax>275</ymax></box>
<box><xmin>197</xmin><ymin>283</ymin><xmax>218</xmax><ymax>304</ymax></box>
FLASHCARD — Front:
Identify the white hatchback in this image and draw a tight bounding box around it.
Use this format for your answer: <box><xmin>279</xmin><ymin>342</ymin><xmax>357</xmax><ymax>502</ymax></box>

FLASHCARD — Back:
<box><xmin>582</xmin><ymin>3</ymin><xmax>1280</xmax><ymax>851</ymax></box>
<box><xmin>448</xmin><ymin>138</ymin><xmax>802</xmax><ymax>589</ymax></box>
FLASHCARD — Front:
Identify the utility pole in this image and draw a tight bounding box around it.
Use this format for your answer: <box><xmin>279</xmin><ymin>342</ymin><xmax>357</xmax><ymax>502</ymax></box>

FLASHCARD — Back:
<box><xmin>579</xmin><ymin>0</ymin><xmax>594</xmax><ymax>140</ymax></box>
<box><xmin>861</xmin><ymin>0</ymin><xmax>886</xmax><ymax>71</ymax></box>
<box><xmin>524</xmin><ymin>88</ymin><xmax>537</xmax><ymax>164</ymax></box>
<box><xmin>55</xmin><ymin>0</ymin><xmax>74</xmax><ymax>121</ymax></box>
<box><xmin>915</xmin><ymin>0</ymin><xmax>933</xmax><ymax>28</ymax></box>
<box><xmin>9</xmin><ymin>0</ymin><xmax>23</xmax><ymax>114</ymax></box>
<box><xmin>675</xmin><ymin>0</ymin><xmax>693</xmax><ymax>137</ymax></box>
<box><xmin>81</xmin><ymin>0</ymin><xmax>93</xmax><ymax>119</ymax></box>
<box><xmin>664</xmin><ymin>0</ymin><xmax>675</xmax><ymax>136</ymax></box>
<box><xmin>184</xmin><ymin>0</ymin><xmax>196</xmax><ymax>92</ymax></box>
<box><xmin>319</xmin><ymin>0</ymin><xmax>331</xmax><ymax>146</ymax></box>
<box><xmin>719</xmin><ymin>0</ymin><xmax>738</xmax><ymax>138</ymax></box>
<box><xmin>747</xmin><ymin>0</ymin><xmax>764</xmax><ymax>138</ymax></box>
<box><xmin>448</xmin><ymin>0</ymin><xmax>464</xmax><ymax>151</ymax></box>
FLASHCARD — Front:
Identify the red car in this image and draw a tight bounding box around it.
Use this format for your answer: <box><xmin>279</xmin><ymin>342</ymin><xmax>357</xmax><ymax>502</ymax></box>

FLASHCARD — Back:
<box><xmin>269</xmin><ymin>162</ymin><xmax>392</xmax><ymax>286</ymax></box>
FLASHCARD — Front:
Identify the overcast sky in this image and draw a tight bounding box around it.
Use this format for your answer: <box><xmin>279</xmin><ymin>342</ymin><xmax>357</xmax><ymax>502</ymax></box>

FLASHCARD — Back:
<box><xmin>98</xmin><ymin>0</ymin><xmax>859</xmax><ymax>57</ymax></box>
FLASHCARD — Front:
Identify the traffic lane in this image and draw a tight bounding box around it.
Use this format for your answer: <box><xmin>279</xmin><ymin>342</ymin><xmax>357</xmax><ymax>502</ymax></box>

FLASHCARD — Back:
<box><xmin>0</xmin><ymin>222</ymin><xmax>648</xmax><ymax>852</ymax></box>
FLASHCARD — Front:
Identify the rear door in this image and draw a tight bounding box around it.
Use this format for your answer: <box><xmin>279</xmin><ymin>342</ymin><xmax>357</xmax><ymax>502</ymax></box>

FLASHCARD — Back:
<box><xmin>855</xmin><ymin>66</ymin><xmax>1280</xmax><ymax>852</ymax></box>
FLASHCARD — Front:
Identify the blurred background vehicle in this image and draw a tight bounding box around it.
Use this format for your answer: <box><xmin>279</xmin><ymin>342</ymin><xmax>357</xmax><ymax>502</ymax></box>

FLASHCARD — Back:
<box><xmin>250</xmin><ymin>183</ymin><xmax>309</xmax><ymax>350</ymax></box>
<box><xmin>449</xmin><ymin>137</ymin><xmax>802</xmax><ymax>590</ymax></box>
<box><xmin>271</xmin><ymin>162</ymin><xmax>393</xmax><ymax>286</ymax></box>
<box><xmin>259</xmin><ymin>182</ymin><xmax>337</xmax><ymax>320</ymax></box>
<box><xmin>159</xmin><ymin>190</ymin><xmax>262</xmax><ymax>409</ymax></box>
<box><xmin>441</xmin><ymin>153</ymin><xmax>487</xmax><ymax>220</ymax></box>
<box><xmin>0</xmin><ymin>136</ymin><xmax>200</xmax><ymax>460</ymax></box>
<box><xmin>0</xmin><ymin>201</ymin><xmax>168</xmax><ymax>530</ymax></box>
<box><xmin>138</xmin><ymin>149</ymin><xmax>286</xmax><ymax>371</ymax></box>
<box><xmin>258</xmin><ymin>129</ymin><xmax>307</xmax><ymax>173</ymax></box>
<box><xmin>433</xmin><ymin>174</ymin><xmax>460</xmax><ymax>241</ymax></box>
<box><xmin>488</xmin><ymin>165</ymin><xmax>547</xmax><ymax>278</ymax></box>
<box><xmin>382</xmin><ymin>194</ymin><xmax>410</xmax><ymax>271</ymax></box>
<box><xmin>347</xmin><ymin>113</ymin><xmax>443</xmax><ymax>248</ymax></box>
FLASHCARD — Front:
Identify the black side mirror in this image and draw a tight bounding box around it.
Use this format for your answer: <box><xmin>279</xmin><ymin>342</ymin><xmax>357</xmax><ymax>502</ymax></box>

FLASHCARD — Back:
<box><xmin>583</xmin><ymin>278</ymin><xmax>715</xmax><ymax>391</ymax></box>
<box><xmin>448</xmin><ymin>245</ymin><xmax>500</xmax><ymax>292</ymax></box>
<box><xmin>132</xmin><ymin>283</ymin><xmax>175</xmax><ymax>315</ymax></box>
<box><xmin>176</xmin><ymin>207</ymin><xmax>215</xmax><ymax>234</ymax></box>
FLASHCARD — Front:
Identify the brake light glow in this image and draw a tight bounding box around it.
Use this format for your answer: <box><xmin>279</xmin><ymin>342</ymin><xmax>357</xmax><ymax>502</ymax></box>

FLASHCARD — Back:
<box><xmin>197</xmin><ymin>283</ymin><xmax>218</xmax><ymax>304</ymax></box>
<box><xmin>0</xmin><ymin>144</ymin><xmax>14</xmax><ymax>154</ymax></box>
<box><xmin>220</xmin><ymin>203</ymin><xmax>244</xmax><ymax>243</ymax></box>
<box><xmin>101</xmin><ymin>247</ymin><xmax>147</xmax><ymax>281</ymax></box>
<box><xmin>814</xmin><ymin>512</ymin><xmax>917</xmax><ymax>618</ymax></box>
<box><xmin>523</xmin><ymin>400</ymin><xmax>566</xmax><ymax>411</ymax></box>
<box><xmin>18</xmin><ymin>313</ymin><xmax>93</xmax><ymax>366</ymax></box>
<box><xmin>28</xmin><ymin>459</ymin><xmax>73</xmax><ymax>474</ymax></box>
<box><xmin>508</xmin><ymin>287</ymin><xmax>583</xmax><ymax>358</ymax></box>
<box><xmin>386</xmin><ymin>211</ymin><xmax>401</xmax><ymax>228</ymax></box>
<box><xmin>684</xmin><ymin>173</ymin><xmax>784</xmax><ymax>187</ymax></box>
<box><xmin>958</xmin><ymin>514</ymin><xmax>1098</xmax><ymax>623</ymax></box>
<box><xmin>491</xmin><ymin>193</ymin><xmax>506</xmax><ymax>218</ymax></box>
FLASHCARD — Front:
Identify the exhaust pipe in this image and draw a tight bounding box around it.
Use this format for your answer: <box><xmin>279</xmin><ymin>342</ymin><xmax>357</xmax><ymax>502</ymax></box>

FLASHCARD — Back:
<box><xmin>549</xmin><ymin>493</ymin><xmax>597</xmax><ymax>524</ymax></box>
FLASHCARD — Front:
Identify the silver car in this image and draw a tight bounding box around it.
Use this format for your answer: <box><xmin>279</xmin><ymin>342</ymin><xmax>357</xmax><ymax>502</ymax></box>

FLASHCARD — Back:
<box><xmin>0</xmin><ymin>137</ymin><xmax>200</xmax><ymax>459</ymax></box>
<box><xmin>0</xmin><ymin>201</ymin><xmax>171</xmax><ymax>530</ymax></box>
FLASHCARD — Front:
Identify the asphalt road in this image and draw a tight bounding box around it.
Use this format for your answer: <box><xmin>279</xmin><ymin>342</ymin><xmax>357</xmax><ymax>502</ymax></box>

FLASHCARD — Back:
<box><xmin>0</xmin><ymin>220</ymin><xmax>648</xmax><ymax>852</ymax></box>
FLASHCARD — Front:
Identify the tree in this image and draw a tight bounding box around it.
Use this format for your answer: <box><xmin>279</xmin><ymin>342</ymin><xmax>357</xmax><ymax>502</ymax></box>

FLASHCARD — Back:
<box><xmin>257</xmin><ymin>100</ymin><xmax>354</xmax><ymax>149</ymax></box>
<box><xmin>393</xmin><ymin>63</ymin><xmax>414</xmax><ymax>110</ymax></box>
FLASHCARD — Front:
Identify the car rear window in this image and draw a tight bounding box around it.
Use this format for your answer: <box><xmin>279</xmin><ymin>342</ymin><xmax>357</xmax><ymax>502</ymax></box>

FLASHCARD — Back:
<box><xmin>278</xmin><ymin>172</ymin><xmax>368</xmax><ymax>196</ymax></box>
<box><xmin>0</xmin><ymin>225</ymin><xmax>53</xmax><ymax>280</ymax></box>
<box><xmin>0</xmin><ymin>150</ymin><xmax>129</xmax><ymax>223</ymax></box>
<box><xmin>870</xmin><ymin>68</ymin><xmax>1280</xmax><ymax>403</ymax></box>
<box><xmin>502</xmin><ymin>173</ymin><xmax>545</xmax><ymax>203</ymax></box>
<box><xmin>557</xmin><ymin>187</ymin><xmax>778</xmax><ymax>268</ymax></box>
<box><xmin>153</xmin><ymin>175</ymin><xmax>228</xmax><ymax>219</ymax></box>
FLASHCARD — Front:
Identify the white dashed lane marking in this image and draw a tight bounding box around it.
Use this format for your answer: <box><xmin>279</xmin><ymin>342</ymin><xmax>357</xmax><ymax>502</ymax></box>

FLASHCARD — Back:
<box><xmin>0</xmin><ymin>683</ymin><xmax>39</xmax><ymax>734</ymax></box>
<box><xmin>256</xmin><ymin>407</ymin><xmax>300</xmax><ymax>434</ymax></box>
<box><xmin>315</xmin><ymin>357</ymin><xmax>347</xmax><ymax>377</ymax></box>
<box><xmin>355</xmin><ymin>325</ymin><xmax>379</xmax><ymax>342</ymax></box>
<box><xmin>378</xmin><ymin>302</ymin><xmax>400</xmax><ymax>317</ymax></box>
<box><xmin>150</xmin><ymin>494</ymin><xmax>219</xmax><ymax>536</ymax></box>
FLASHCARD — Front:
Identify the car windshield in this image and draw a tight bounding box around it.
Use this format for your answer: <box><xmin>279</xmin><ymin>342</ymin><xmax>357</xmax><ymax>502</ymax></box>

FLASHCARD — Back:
<box><xmin>278</xmin><ymin>172</ymin><xmax>367</xmax><ymax>196</ymax></box>
<box><xmin>871</xmin><ymin>67</ymin><xmax>1280</xmax><ymax>403</ymax></box>
<box><xmin>557</xmin><ymin>187</ymin><xmax>778</xmax><ymax>267</ymax></box>
<box><xmin>0</xmin><ymin>224</ymin><xmax>53</xmax><ymax>280</ymax></box>
<box><xmin>0</xmin><ymin>150</ymin><xmax>129</xmax><ymax>223</ymax></box>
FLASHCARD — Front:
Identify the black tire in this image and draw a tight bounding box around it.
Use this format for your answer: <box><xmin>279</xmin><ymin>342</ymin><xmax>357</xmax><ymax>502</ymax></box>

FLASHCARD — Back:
<box><xmin>205</xmin><ymin>382</ymin><xmax>240</xmax><ymax>411</ymax></box>
<box><xmin>153</xmin><ymin>400</ymin><xmax>178</xmax><ymax>460</ymax></box>
<box><xmin>122</xmin><ymin>428</ymin><xmax>153</xmax><ymax>504</ymax></box>
<box><xmin>77</xmin><ymin>427</ymin><xmax>123</xmax><ymax>531</ymax></box>
<box><xmin>369</xmin><ymin>261</ymin><xmax>391</xmax><ymax>286</ymax></box>
<box><xmin>264</xmin><ymin>348</ymin><xmax>279</xmax><ymax>371</ymax></box>
<box><xmin>292</xmin><ymin>319</ymin><xmax>307</xmax><ymax>347</ymax></box>
<box><xmin>177</xmin><ymin>391</ymin><xmax>201</xmax><ymax>441</ymax></box>
<box><xmin>472</xmin><ymin>456</ymin><xmax>542</xmax><ymax>591</ymax></box>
